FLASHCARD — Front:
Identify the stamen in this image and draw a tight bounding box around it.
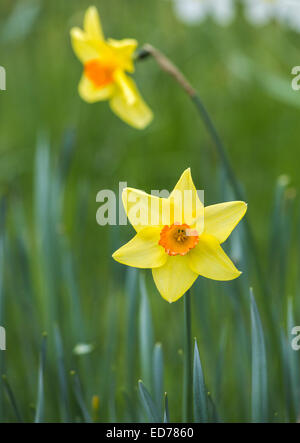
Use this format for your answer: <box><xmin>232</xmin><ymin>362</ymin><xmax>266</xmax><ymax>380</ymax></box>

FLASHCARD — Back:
<box><xmin>159</xmin><ymin>223</ymin><xmax>199</xmax><ymax>256</ymax></box>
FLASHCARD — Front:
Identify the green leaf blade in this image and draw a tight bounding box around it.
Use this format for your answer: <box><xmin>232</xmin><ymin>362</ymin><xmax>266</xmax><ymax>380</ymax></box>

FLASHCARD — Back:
<box><xmin>250</xmin><ymin>288</ymin><xmax>268</xmax><ymax>423</ymax></box>
<box><xmin>153</xmin><ymin>342</ymin><xmax>164</xmax><ymax>418</ymax></box>
<box><xmin>138</xmin><ymin>380</ymin><xmax>161</xmax><ymax>423</ymax></box>
<box><xmin>193</xmin><ymin>338</ymin><xmax>208</xmax><ymax>423</ymax></box>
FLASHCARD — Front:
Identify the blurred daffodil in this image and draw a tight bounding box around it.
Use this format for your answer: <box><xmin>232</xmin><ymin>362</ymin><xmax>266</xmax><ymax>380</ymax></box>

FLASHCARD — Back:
<box><xmin>173</xmin><ymin>0</ymin><xmax>235</xmax><ymax>26</ymax></box>
<box><xmin>243</xmin><ymin>0</ymin><xmax>300</xmax><ymax>33</ymax></box>
<box><xmin>73</xmin><ymin>343</ymin><xmax>95</xmax><ymax>355</ymax></box>
<box><xmin>70</xmin><ymin>6</ymin><xmax>153</xmax><ymax>129</ymax></box>
<box><xmin>113</xmin><ymin>168</ymin><xmax>247</xmax><ymax>303</ymax></box>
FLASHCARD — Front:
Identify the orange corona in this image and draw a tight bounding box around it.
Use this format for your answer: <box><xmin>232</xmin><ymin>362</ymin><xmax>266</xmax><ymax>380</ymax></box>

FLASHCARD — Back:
<box><xmin>159</xmin><ymin>223</ymin><xmax>199</xmax><ymax>256</ymax></box>
<box><xmin>84</xmin><ymin>59</ymin><xmax>115</xmax><ymax>88</ymax></box>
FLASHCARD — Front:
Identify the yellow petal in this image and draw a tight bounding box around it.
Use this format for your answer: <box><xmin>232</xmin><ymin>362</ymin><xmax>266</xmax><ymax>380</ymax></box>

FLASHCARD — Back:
<box><xmin>109</xmin><ymin>75</ymin><xmax>153</xmax><ymax>129</ymax></box>
<box><xmin>84</xmin><ymin>6</ymin><xmax>104</xmax><ymax>40</ymax></box>
<box><xmin>122</xmin><ymin>188</ymin><xmax>174</xmax><ymax>232</ymax></box>
<box><xmin>169</xmin><ymin>168</ymin><xmax>204</xmax><ymax>232</ymax></box>
<box><xmin>204</xmin><ymin>201</ymin><xmax>247</xmax><ymax>244</ymax></box>
<box><xmin>107</xmin><ymin>38</ymin><xmax>138</xmax><ymax>73</ymax></box>
<box><xmin>70</xmin><ymin>27</ymin><xmax>104</xmax><ymax>63</ymax></box>
<box><xmin>112</xmin><ymin>227</ymin><xmax>167</xmax><ymax>269</ymax></box>
<box><xmin>152</xmin><ymin>255</ymin><xmax>198</xmax><ymax>303</ymax></box>
<box><xmin>188</xmin><ymin>234</ymin><xmax>241</xmax><ymax>281</ymax></box>
<box><xmin>170</xmin><ymin>168</ymin><xmax>197</xmax><ymax>195</ymax></box>
<box><xmin>78</xmin><ymin>74</ymin><xmax>115</xmax><ymax>103</ymax></box>
<box><xmin>113</xmin><ymin>70</ymin><xmax>137</xmax><ymax>105</ymax></box>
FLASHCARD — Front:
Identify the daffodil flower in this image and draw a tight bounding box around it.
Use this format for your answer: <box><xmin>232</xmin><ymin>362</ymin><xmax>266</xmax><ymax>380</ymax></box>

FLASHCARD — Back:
<box><xmin>243</xmin><ymin>0</ymin><xmax>300</xmax><ymax>33</ymax></box>
<box><xmin>113</xmin><ymin>168</ymin><xmax>247</xmax><ymax>303</ymax></box>
<box><xmin>173</xmin><ymin>0</ymin><xmax>235</xmax><ymax>26</ymax></box>
<box><xmin>70</xmin><ymin>6</ymin><xmax>153</xmax><ymax>129</ymax></box>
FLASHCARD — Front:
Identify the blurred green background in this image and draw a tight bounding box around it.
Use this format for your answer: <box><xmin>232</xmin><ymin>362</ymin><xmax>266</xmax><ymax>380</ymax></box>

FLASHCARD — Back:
<box><xmin>0</xmin><ymin>0</ymin><xmax>300</xmax><ymax>423</ymax></box>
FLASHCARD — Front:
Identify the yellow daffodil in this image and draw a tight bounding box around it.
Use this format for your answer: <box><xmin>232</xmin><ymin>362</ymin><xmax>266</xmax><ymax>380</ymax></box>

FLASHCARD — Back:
<box><xmin>113</xmin><ymin>168</ymin><xmax>247</xmax><ymax>303</ymax></box>
<box><xmin>70</xmin><ymin>6</ymin><xmax>153</xmax><ymax>129</ymax></box>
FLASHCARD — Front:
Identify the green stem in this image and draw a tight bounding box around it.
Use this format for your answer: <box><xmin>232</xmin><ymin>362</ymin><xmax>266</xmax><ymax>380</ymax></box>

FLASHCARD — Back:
<box><xmin>136</xmin><ymin>45</ymin><xmax>269</xmax><ymax>299</ymax></box>
<box><xmin>183</xmin><ymin>291</ymin><xmax>192</xmax><ymax>423</ymax></box>
<box><xmin>191</xmin><ymin>95</ymin><xmax>243</xmax><ymax>199</ymax></box>
<box><xmin>191</xmin><ymin>95</ymin><xmax>269</xmax><ymax>299</ymax></box>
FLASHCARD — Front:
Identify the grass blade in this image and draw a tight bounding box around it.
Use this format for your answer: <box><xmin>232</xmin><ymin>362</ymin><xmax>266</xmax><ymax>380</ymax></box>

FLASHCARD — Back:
<box><xmin>139</xmin><ymin>273</ymin><xmax>154</xmax><ymax>391</ymax></box>
<box><xmin>207</xmin><ymin>393</ymin><xmax>220</xmax><ymax>423</ymax></box>
<box><xmin>126</xmin><ymin>267</ymin><xmax>138</xmax><ymax>394</ymax></box>
<box><xmin>138</xmin><ymin>380</ymin><xmax>161</xmax><ymax>423</ymax></box>
<box><xmin>183</xmin><ymin>291</ymin><xmax>192</xmax><ymax>422</ymax></box>
<box><xmin>193</xmin><ymin>338</ymin><xmax>208</xmax><ymax>423</ymax></box>
<box><xmin>250</xmin><ymin>288</ymin><xmax>268</xmax><ymax>422</ymax></box>
<box><xmin>1</xmin><ymin>0</ymin><xmax>41</xmax><ymax>43</ymax></box>
<box><xmin>70</xmin><ymin>370</ymin><xmax>92</xmax><ymax>423</ymax></box>
<box><xmin>34</xmin><ymin>332</ymin><xmax>47</xmax><ymax>423</ymax></box>
<box><xmin>280</xmin><ymin>328</ymin><xmax>293</xmax><ymax>422</ymax></box>
<box><xmin>153</xmin><ymin>343</ymin><xmax>164</xmax><ymax>418</ymax></box>
<box><xmin>2</xmin><ymin>375</ymin><xmax>23</xmax><ymax>422</ymax></box>
<box><xmin>268</xmin><ymin>175</ymin><xmax>293</xmax><ymax>298</ymax></box>
<box><xmin>163</xmin><ymin>392</ymin><xmax>170</xmax><ymax>423</ymax></box>
<box><xmin>54</xmin><ymin>325</ymin><xmax>70</xmax><ymax>422</ymax></box>
<box><xmin>286</xmin><ymin>297</ymin><xmax>300</xmax><ymax>420</ymax></box>
<box><xmin>0</xmin><ymin>198</ymin><xmax>6</xmax><ymax>421</ymax></box>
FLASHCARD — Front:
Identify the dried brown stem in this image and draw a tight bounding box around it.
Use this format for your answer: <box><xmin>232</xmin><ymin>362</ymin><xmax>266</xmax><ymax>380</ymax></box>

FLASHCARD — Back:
<box><xmin>139</xmin><ymin>44</ymin><xmax>196</xmax><ymax>97</ymax></box>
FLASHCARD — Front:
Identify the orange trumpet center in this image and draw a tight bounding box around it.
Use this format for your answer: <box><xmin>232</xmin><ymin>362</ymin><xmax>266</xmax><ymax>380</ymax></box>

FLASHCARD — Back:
<box><xmin>159</xmin><ymin>223</ymin><xmax>199</xmax><ymax>256</ymax></box>
<box><xmin>84</xmin><ymin>59</ymin><xmax>115</xmax><ymax>88</ymax></box>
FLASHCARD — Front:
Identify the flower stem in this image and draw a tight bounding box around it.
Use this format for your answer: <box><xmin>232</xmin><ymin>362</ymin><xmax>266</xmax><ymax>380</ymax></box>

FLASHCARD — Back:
<box><xmin>190</xmin><ymin>95</ymin><xmax>269</xmax><ymax>298</ymax></box>
<box><xmin>183</xmin><ymin>290</ymin><xmax>192</xmax><ymax>423</ymax></box>
<box><xmin>136</xmin><ymin>45</ymin><xmax>269</xmax><ymax>299</ymax></box>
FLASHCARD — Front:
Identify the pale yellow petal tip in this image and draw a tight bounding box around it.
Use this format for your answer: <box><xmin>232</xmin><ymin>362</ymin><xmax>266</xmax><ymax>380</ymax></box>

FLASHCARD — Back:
<box><xmin>87</xmin><ymin>5</ymin><xmax>98</xmax><ymax>15</ymax></box>
<box><xmin>227</xmin><ymin>268</ymin><xmax>242</xmax><ymax>280</ymax></box>
<box><xmin>232</xmin><ymin>269</ymin><xmax>242</xmax><ymax>280</ymax></box>
<box><xmin>112</xmin><ymin>250</ymin><xmax>121</xmax><ymax>261</ymax></box>
<box><xmin>234</xmin><ymin>201</ymin><xmax>247</xmax><ymax>208</ymax></box>
<box><xmin>122</xmin><ymin>186</ymin><xmax>145</xmax><ymax>201</ymax></box>
<box><xmin>70</xmin><ymin>27</ymin><xmax>82</xmax><ymax>40</ymax></box>
<box><xmin>83</xmin><ymin>5</ymin><xmax>104</xmax><ymax>41</ymax></box>
<box><xmin>112</xmin><ymin>250</ymin><xmax>121</xmax><ymax>262</ymax></box>
<box><xmin>178</xmin><ymin>167</ymin><xmax>194</xmax><ymax>184</ymax></box>
<box><xmin>181</xmin><ymin>167</ymin><xmax>192</xmax><ymax>178</ymax></box>
<box><xmin>161</xmin><ymin>292</ymin><xmax>185</xmax><ymax>304</ymax></box>
<box><xmin>133</xmin><ymin>108</ymin><xmax>154</xmax><ymax>130</ymax></box>
<box><xmin>121</xmin><ymin>187</ymin><xmax>130</xmax><ymax>200</ymax></box>
<box><xmin>112</xmin><ymin>251</ymin><xmax>131</xmax><ymax>267</ymax></box>
<box><xmin>235</xmin><ymin>201</ymin><xmax>248</xmax><ymax>216</ymax></box>
<box><xmin>242</xmin><ymin>202</ymin><xmax>248</xmax><ymax>215</ymax></box>
<box><xmin>84</xmin><ymin>6</ymin><xmax>100</xmax><ymax>26</ymax></box>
